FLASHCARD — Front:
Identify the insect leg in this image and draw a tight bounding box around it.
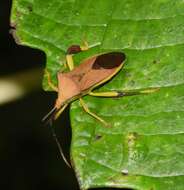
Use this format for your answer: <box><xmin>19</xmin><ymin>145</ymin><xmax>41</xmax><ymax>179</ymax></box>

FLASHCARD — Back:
<box><xmin>66</xmin><ymin>41</ymin><xmax>90</xmax><ymax>71</ymax></box>
<box><xmin>79</xmin><ymin>98</ymin><xmax>110</xmax><ymax>127</ymax></box>
<box><xmin>66</xmin><ymin>55</ymin><xmax>74</xmax><ymax>71</ymax></box>
<box><xmin>54</xmin><ymin>104</ymin><xmax>68</xmax><ymax>120</ymax></box>
<box><xmin>88</xmin><ymin>88</ymin><xmax>159</xmax><ymax>97</ymax></box>
<box><xmin>80</xmin><ymin>40</ymin><xmax>89</xmax><ymax>51</ymax></box>
<box><xmin>45</xmin><ymin>69</ymin><xmax>58</xmax><ymax>92</ymax></box>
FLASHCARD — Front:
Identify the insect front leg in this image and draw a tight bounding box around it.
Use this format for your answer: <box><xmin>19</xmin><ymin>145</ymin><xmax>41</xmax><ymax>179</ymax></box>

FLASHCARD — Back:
<box><xmin>45</xmin><ymin>69</ymin><xmax>58</xmax><ymax>92</ymax></box>
<box><xmin>79</xmin><ymin>98</ymin><xmax>110</xmax><ymax>127</ymax></box>
<box><xmin>66</xmin><ymin>41</ymin><xmax>89</xmax><ymax>71</ymax></box>
<box><xmin>88</xmin><ymin>88</ymin><xmax>159</xmax><ymax>97</ymax></box>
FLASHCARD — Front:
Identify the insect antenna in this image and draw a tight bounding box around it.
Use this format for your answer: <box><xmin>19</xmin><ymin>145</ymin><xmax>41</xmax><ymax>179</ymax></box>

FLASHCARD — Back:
<box><xmin>50</xmin><ymin>124</ymin><xmax>71</xmax><ymax>168</ymax></box>
<box><xmin>42</xmin><ymin>108</ymin><xmax>71</xmax><ymax>168</ymax></box>
<box><xmin>42</xmin><ymin>107</ymin><xmax>57</xmax><ymax>125</ymax></box>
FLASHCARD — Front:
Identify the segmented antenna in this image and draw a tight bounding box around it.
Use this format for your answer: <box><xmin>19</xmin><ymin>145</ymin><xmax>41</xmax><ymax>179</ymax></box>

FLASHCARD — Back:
<box><xmin>50</xmin><ymin>125</ymin><xmax>71</xmax><ymax>168</ymax></box>
<box><xmin>42</xmin><ymin>108</ymin><xmax>71</xmax><ymax>168</ymax></box>
<box><xmin>42</xmin><ymin>107</ymin><xmax>57</xmax><ymax>125</ymax></box>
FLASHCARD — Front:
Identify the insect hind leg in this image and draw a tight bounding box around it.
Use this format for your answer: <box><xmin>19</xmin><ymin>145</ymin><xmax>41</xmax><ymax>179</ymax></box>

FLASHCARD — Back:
<box><xmin>66</xmin><ymin>41</ymin><xmax>90</xmax><ymax>71</ymax></box>
<box><xmin>88</xmin><ymin>88</ymin><xmax>159</xmax><ymax>97</ymax></box>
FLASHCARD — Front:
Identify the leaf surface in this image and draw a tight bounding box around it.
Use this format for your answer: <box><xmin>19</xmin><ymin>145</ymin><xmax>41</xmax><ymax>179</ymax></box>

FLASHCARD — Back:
<box><xmin>11</xmin><ymin>0</ymin><xmax>184</xmax><ymax>189</ymax></box>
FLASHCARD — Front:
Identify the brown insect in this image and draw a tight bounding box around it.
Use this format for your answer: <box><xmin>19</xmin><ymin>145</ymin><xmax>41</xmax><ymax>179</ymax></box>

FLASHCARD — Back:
<box><xmin>43</xmin><ymin>42</ymin><xmax>158</xmax><ymax>167</ymax></box>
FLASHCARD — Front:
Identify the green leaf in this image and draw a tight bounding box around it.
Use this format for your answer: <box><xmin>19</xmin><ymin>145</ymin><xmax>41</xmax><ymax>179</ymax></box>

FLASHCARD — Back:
<box><xmin>11</xmin><ymin>0</ymin><xmax>184</xmax><ymax>189</ymax></box>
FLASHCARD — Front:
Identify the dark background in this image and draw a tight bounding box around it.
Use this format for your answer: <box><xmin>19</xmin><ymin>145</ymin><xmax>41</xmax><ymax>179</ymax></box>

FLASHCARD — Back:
<box><xmin>0</xmin><ymin>0</ymin><xmax>78</xmax><ymax>189</ymax></box>
<box><xmin>0</xmin><ymin>1</ymin><xmax>130</xmax><ymax>189</ymax></box>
